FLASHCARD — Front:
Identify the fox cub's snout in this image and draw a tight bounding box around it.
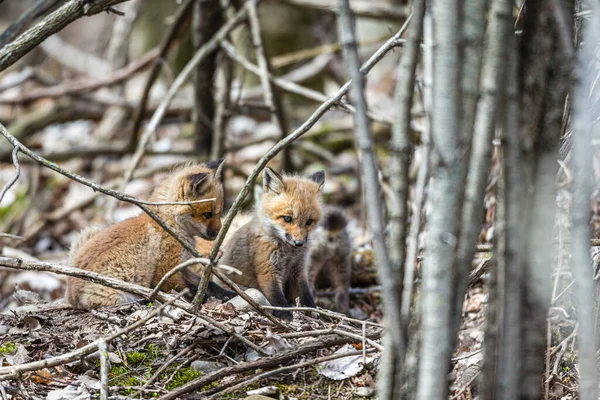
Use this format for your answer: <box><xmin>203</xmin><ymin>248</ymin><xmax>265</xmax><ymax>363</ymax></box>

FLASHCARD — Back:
<box><xmin>172</xmin><ymin>158</ymin><xmax>225</xmax><ymax>241</ymax></box>
<box><xmin>260</xmin><ymin>167</ymin><xmax>325</xmax><ymax>248</ymax></box>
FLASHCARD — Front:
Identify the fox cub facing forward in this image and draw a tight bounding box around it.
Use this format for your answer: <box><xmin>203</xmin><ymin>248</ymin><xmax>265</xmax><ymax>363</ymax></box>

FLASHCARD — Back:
<box><xmin>214</xmin><ymin>167</ymin><xmax>324</xmax><ymax>318</ymax></box>
<box><xmin>307</xmin><ymin>207</ymin><xmax>352</xmax><ymax>315</ymax></box>
<box><xmin>66</xmin><ymin>159</ymin><xmax>228</xmax><ymax>308</ymax></box>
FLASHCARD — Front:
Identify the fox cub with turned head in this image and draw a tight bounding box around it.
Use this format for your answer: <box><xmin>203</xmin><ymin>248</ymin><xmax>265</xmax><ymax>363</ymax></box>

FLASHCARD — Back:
<box><xmin>66</xmin><ymin>159</ymin><xmax>231</xmax><ymax>308</ymax></box>
<box><xmin>307</xmin><ymin>207</ymin><xmax>352</xmax><ymax>315</ymax></box>
<box><xmin>209</xmin><ymin>167</ymin><xmax>324</xmax><ymax>318</ymax></box>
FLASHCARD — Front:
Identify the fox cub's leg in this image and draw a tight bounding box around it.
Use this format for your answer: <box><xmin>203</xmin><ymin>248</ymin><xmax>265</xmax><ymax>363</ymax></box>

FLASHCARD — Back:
<box><xmin>307</xmin><ymin>259</ymin><xmax>323</xmax><ymax>294</ymax></box>
<box><xmin>70</xmin><ymin>281</ymin><xmax>139</xmax><ymax>309</ymax></box>
<box><xmin>256</xmin><ymin>269</ymin><xmax>291</xmax><ymax>319</ymax></box>
<box><xmin>287</xmin><ymin>269</ymin><xmax>317</xmax><ymax>309</ymax></box>
<box><xmin>331</xmin><ymin>256</ymin><xmax>351</xmax><ymax>315</ymax></box>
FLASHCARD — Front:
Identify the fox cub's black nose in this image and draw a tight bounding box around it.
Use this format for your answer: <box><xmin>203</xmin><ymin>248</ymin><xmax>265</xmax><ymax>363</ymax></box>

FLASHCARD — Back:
<box><xmin>294</xmin><ymin>240</ymin><xmax>305</xmax><ymax>247</ymax></box>
<box><xmin>207</xmin><ymin>229</ymin><xmax>219</xmax><ymax>239</ymax></box>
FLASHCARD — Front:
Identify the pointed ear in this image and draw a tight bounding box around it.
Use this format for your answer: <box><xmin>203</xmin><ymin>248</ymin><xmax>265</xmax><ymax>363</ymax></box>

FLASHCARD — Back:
<box><xmin>310</xmin><ymin>170</ymin><xmax>325</xmax><ymax>190</ymax></box>
<box><xmin>187</xmin><ymin>172</ymin><xmax>210</xmax><ymax>195</ymax></box>
<box><xmin>263</xmin><ymin>167</ymin><xmax>284</xmax><ymax>195</ymax></box>
<box><xmin>206</xmin><ymin>158</ymin><xmax>225</xmax><ymax>183</ymax></box>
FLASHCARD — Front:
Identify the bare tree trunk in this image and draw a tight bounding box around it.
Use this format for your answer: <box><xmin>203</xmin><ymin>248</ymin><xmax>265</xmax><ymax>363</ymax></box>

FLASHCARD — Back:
<box><xmin>495</xmin><ymin>35</ymin><xmax>524</xmax><ymax>400</ymax></box>
<box><xmin>336</xmin><ymin>2</ymin><xmax>399</xmax><ymax>397</ymax></box>
<box><xmin>379</xmin><ymin>1</ymin><xmax>425</xmax><ymax>398</ymax></box>
<box><xmin>450</xmin><ymin>0</ymin><xmax>489</xmax><ymax>335</ymax></box>
<box><xmin>192</xmin><ymin>0</ymin><xmax>223</xmax><ymax>153</ymax></box>
<box><xmin>416</xmin><ymin>0</ymin><xmax>464</xmax><ymax>398</ymax></box>
<box><xmin>570</xmin><ymin>4</ymin><xmax>600</xmax><ymax>398</ymax></box>
<box><xmin>518</xmin><ymin>2</ymin><xmax>570</xmax><ymax>397</ymax></box>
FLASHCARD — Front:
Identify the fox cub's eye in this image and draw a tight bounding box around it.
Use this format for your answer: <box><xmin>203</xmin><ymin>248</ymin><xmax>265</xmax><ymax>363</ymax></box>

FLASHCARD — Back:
<box><xmin>306</xmin><ymin>219</ymin><xmax>314</xmax><ymax>226</ymax></box>
<box><xmin>283</xmin><ymin>216</ymin><xmax>292</xmax><ymax>223</ymax></box>
<box><xmin>203</xmin><ymin>212</ymin><xmax>214</xmax><ymax>219</ymax></box>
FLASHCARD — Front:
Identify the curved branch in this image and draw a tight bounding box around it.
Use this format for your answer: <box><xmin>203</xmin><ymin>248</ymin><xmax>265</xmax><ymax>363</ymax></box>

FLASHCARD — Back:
<box><xmin>0</xmin><ymin>0</ymin><xmax>130</xmax><ymax>72</ymax></box>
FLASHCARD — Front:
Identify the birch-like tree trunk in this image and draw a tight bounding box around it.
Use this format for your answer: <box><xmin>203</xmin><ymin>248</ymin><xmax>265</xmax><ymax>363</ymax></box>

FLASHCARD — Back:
<box><xmin>518</xmin><ymin>2</ymin><xmax>570</xmax><ymax>397</ymax></box>
<box><xmin>416</xmin><ymin>0</ymin><xmax>464</xmax><ymax>398</ymax></box>
<box><xmin>570</xmin><ymin>4</ymin><xmax>600</xmax><ymax>398</ymax></box>
<box><xmin>450</xmin><ymin>0</ymin><xmax>489</xmax><ymax>335</ymax></box>
<box><xmin>452</xmin><ymin>0</ymin><xmax>512</xmax><ymax>344</ymax></box>
<box><xmin>379</xmin><ymin>1</ymin><xmax>425</xmax><ymax>398</ymax></box>
<box><xmin>495</xmin><ymin>35</ymin><xmax>524</xmax><ymax>400</ymax></box>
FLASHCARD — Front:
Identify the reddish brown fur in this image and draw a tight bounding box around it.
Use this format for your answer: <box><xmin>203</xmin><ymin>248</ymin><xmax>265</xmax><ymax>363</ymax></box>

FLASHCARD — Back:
<box><xmin>65</xmin><ymin>161</ymin><xmax>225</xmax><ymax>308</ymax></box>
<box><xmin>214</xmin><ymin>167</ymin><xmax>324</xmax><ymax>318</ymax></box>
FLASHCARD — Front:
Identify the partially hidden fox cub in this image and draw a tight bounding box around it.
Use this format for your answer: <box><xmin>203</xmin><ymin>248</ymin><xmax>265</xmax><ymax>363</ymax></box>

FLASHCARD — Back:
<box><xmin>66</xmin><ymin>159</ymin><xmax>230</xmax><ymax>308</ymax></box>
<box><xmin>204</xmin><ymin>167</ymin><xmax>324</xmax><ymax>318</ymax></box>
<box><xmin>307</xmin><ymin>207</ymin><xmax>352</xmax><ymax>315</ymax></box>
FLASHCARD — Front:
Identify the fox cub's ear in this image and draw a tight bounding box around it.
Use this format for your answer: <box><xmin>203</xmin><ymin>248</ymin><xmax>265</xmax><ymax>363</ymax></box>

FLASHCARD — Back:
<box><xmin>206</xmin><ymin>158</ymin><xmax>225</xmax><ymax>183</ymax></box>
<box><xmin>310</xmin><ymin>171</ymin><xmax>325</xmax><ymax>189</ymax></box>
<box><xmin>187</xmin><ymin>172</ymin><xmax>210</xmax><ymax>196</ymax></box>
<box><xmin>263</xmin><ymin>167</ymin><xmax>284</xmax><ymax>195</ymax></box>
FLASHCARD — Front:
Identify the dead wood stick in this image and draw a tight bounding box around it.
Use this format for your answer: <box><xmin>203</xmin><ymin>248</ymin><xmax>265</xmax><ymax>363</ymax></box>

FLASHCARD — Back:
<box><xmin>269</xmin><ymin>0</ymin><xmax>409</xmax><ymax>20</ymax></box>
<box><xmin>0</xmin><ymin>49</ymin><xmax>159</xmax><ymax>103</ymax></box>
<box><xmin>132</xmin><ymin>342</ymin><xmax>196</xmax><ymax>397</ymax></box>
<box><xmin>220</xmin><ymin>40</ymin><xmax>393</xmax><ymax>125</ymax></box>
<box><xmin>0</xmin><ymin>148</ymin><xmax>19</xmax><ymax>204</ymax></box>
<box><xmin>158</xmin><ymin>335</ymin><xmax>380</xmax><ymax>400</ymax></box>
<box><xmin>262</xmin><ymin>305</ymin><xmax>384</xmax><ymax>328</ymax></box>
<box><xmin>129</xmin><ymin>0</ymin><xmax>195</xmax><ymax>149</ymax></box>
<box><xmin>204</xmin><ymin>348</ymin><xmax>377</xmax><ymax>398</ymax></box>
<box><xmin>0</xmin><ymin>257</ymin><xmax>263</xmax><ymax>353</ymax></box>
<box><xmin>0</xmin><ymin>0</ymin><xmax>130</xmax><ymax>72</ymax></box>
<box><xmin>98</xmin><ymin>339</ymin><xmax>109</xmax><ymax>400</ymax></box>
<box><xmin>0</xmin><ymin>292</ymin><xmax>183</xmax><ymax>381</ymax></box>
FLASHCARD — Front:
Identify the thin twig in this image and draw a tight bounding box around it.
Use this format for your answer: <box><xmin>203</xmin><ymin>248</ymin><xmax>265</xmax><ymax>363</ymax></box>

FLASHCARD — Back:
<box><xmin>128</xmin><ymin>0</ymin><xmax>195</xmax><ymax>149</ymax></box>
<box><xmin>158</xmin><ymin>335</ymin><xmax>374</xmax><ymax>400</ymax></box>
<box><xmin>0</xmin><ymin>257</ymin><xmax>263</xmax><ymax>353</ymax></box>
<box><xmin>204</xmin><ymin>349</ymin><xmax>376</xmax><ymax>398</ymax></box>
<box><xmin>272</xmin><ymin>0</ymin><xmax>409</xmax><ymax>19</ymax></box>
<box><xmin>0</xmin><ymin>49</ymin><xmax>159</xmax><ymax>104</ymax></box>
<box><xmin>0</xmin><ymin>292</ymin><xmax>184</xmax><ymax>380</ymax></box>
<box><xmin>149</xmin><ymin>257</ymin><xmax>240</xmax><ymax>300</ymax></box>
<box><xmin>132</xmin><ymin>343</ymin><xmax>196</xmax><ymax>397</ymax></box>
<box><xmin>262</xmin><ymin>305</ymin><xmax>383</xmax><ymax>328</ymax></box>
<box><xmin>0</xmin><ymin>148</ymin><xmax>20</xmax><ymax>205</ymax></box>
<box><xmin>98</xmin><ymin>339</ymin><xmax>109</xmax><ymax>400</ymax></box>
<box><xmin>220</xmin><ymin>40</ymin><xmax>392</xmax><ymax>125</ymax></box>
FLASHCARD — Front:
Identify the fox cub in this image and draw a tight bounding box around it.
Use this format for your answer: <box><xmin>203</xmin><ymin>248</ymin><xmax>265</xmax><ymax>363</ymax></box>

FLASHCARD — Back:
<box><xmin>66</xmin><ymin>159</ymin><xmax>229</xmax><ymax>308</ymax></box>
<box><xmin>307</xmin><ymin>207</ymin><xmax>352</xmax><ymax>315</ymax></box>
<box><xmin>211</xmin><ymin>167</ymin><xmax>324</xmax><ymax>318</ymax></box>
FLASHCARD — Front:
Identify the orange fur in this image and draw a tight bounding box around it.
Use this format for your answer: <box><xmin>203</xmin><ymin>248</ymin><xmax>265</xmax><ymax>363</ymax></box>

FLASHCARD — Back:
<box><xmin>65</xmin><ymin>160</ymin><xmax>225</xmax><ymax>308</ymax></box>
<box><xmin>214</xmin><ymin>167</ymin><xmax>324</xmax><ymax>318</ymax></box>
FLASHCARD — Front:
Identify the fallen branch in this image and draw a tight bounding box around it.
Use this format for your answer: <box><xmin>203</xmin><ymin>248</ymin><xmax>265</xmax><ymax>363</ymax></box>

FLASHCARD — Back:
<box><xmin>0</xmin><ymin>49</ymin><xmax>159</xmax><ymax>104</ymax></box>
<box><xmin>0</xmin><ymin>0</ymin><xmax>130</xmax><ymax>72</ymax></box>
<box><xmin>204</xmin><ymin>348</ymin><xmax>377</xmax><ymax>398</ymax></box>
<box><xmin>0</xmin><ymin>257</ymin><xmax>262</xmax><ymax>353</ymax></box>
<box><xmin>159</xmin><ymin>335</ymin><xmax>380</xmax><ymax>400</ymax></box>
<box><xmin>0</xmin><ymin>291</ymin><xmax>184</xmax><ymax>381</ymax></box>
